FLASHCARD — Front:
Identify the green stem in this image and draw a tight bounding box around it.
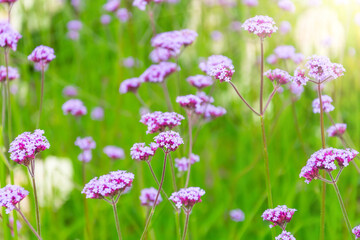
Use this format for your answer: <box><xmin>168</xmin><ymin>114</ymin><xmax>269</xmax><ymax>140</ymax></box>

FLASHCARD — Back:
<box><xmin>185</xmin><ymin>111</ymin><xmax>192</xmax><ymax>188</ymax></box>
<box><xmin>182</xmin><ymin>211</ymin><xmax>191</xmax><ymax>240</ymax></box>
<box><xmin>16</xmin><ymin>208</ymin><xmax>42</xmax><ymax>240</ymax></box>
<box><xmin>161</xmin><ymin>81</ymin><xmax>173</xmax><ymax>112</ymax></box>
<box><xmin>112</xmin><ymin>202</ymin><xmax>122</xmax><ymax>240</ymax></box>
<box><xmin>28</xmin><ymin>161</ymin><xmax>41</xmax><ymax>237</ymax></box>
<box><xmin>37</xmin><ymin>66</ymin><xmax>45</xmax><ymax>129</ymax></box>
<box><xmin>82</xmin><ymin>161</ymin><xmax>90</xmax><ymax>240</ymax></box>
<box><xmin>260</xmin><ymin>39</ymin><xmax>264</xmax><ymax>114</ymax></box>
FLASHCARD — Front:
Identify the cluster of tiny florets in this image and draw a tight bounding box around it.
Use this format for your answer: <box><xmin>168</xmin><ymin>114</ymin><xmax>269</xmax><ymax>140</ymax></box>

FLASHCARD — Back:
<box><xmin>151</xmin><ymin>29</ymin><xmax>197</xmax><ymax>54</ymax></box>
<box><xmin>153</xmin><ymin>131</ymin><xmax>183</xmax><ymax>152</ymax></box>
<box><xmin>75</xmin><ymin>136</ymin><xmax>96</xmax><ymax>162</ymax></box>
<box><xmin>133</xmin><ymin>0</ymin><xmax>178</xmax><ymax>11</ymax></box>
<box><xmin>292</xmin><ymin>68</ymin><xmax>309</xmax><ymax>86</ymax></box>
<box><xmin>187</xmin><ymin>75</ymin><xmax>213</xmax><ymax>89</ymax></box>
<box><xmin>261</xmin><ymin>205</ymin><xmax>297</xmax><ymax>228</ymax></box>
<box><xmin>327</xmin><ymin>123</ymin><xmax>347</xmax><ymax>137</ymax></box>
<box><xmin>140</xmin><ymin>62</ymin><xmax>178</xmax><ymax>83</ymax></box>
<box><xmin>28</xmin><ymin>45</ymin><xmax>56</xmax><ymax>66</ymax></box>
<box><xmin>299</xmin><ymin>148</ymin><xmax>358</xmax><ymax>183</ymax></box>
<box><xmin>353</xmin><ymin>225</ymin><xmax>360</xmax><ymax>239</ymax></box>
<box><xmin>174</xmin><ymin>154</ymin><xmax>200</xmax><ymax>172</ymax></box>
<box><xmin>176</xmin><ymin>94</ymin><xmax>203</xmax><ymax>110</ymax></box>
<box><xmin>9</xmin><ymin>129</ymin><xmax>50</xmax><ymax>166</ymax></box>
<box><xmin>169</xmin><ymin>187</ymin><xmax>205</xmax><ymax>209</ymax></box>
<box><xmin>0</xmin><ymin>185</ymin><xmax>29</xmax><ymax>214</ymax></box>
<box><xmin>82</xmin><ymin>170</ymin><xmax>134</xmax><ymax>199</ymax></box>
<box><xmin>305</xmin><ymin>55</ymin><xmax>345</xmax><ymax>83</ymax></box>
<box><xmin>242</xmin><ymin>15</ymin><xmax>277</xmax><ymax>39</ymax></box>
<box><xmin>264</xmin><ymin>69</ymin><xmax>292</xmax><ymax>85</ymax></box>
<box><xmin>0</xmin><ymin>66</ymin><xmax>19</xmax><ymax>81</ymax></box>
<box><xmin>312</xmin><ymin>95</ymin><xmax>335</xmax><ymax>113</ymax></box>
<box><xmin>103</xmin><ymin>146</ymin><xmax>125</xmax><ymax>160</ymax></box>
<box><xmin>0</xmin><ymin>23</ymin><xmax>22</xmax><ymax>51</ymax></box>
<box><xmin>140</xmin><ymin>111</ymin><xmax>185</xmax><ymax>134</ymax></box>
<box><xmin>195</xmin><ymin>104</ymin><xmax>227</xmax><ymax>119</ymax></box>
<box><xmin>275</xmin><ymin>231</ymin><xmax>296</xmax><ymax>240</ymax></box>
<box><xmin>119</xmin><ymin>78</ymin><xmax>142</xmax><ymax>94</ymax></box>
<box><xmin>230</xmin><ymin>209</ymin><xmax>245</xmax><ymax>222</ymax></box>
<box><xmin>139</xmin><ymin>187</ymin><xmax>162</xmax><ymax>207</ymax></box>
<box><xmin>288</xmin><ymin>82</ymin><xmax>304</xmax><ymax>97</ymax></box>
<box><xmin>62</xmin><ymin>99</ymin><xmax>87</xmax><ymax>116</ymax></box>
<box><xmin>130</xmin><ymin>143</ymin><xmax>157</xmax><ymax>161</ymax></box>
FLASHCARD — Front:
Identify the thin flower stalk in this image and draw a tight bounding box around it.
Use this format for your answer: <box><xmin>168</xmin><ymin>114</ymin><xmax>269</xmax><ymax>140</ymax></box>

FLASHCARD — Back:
<box><xmin>182</xmin><ymin>209</ymin><xmax>192</xmax><ymax>240</ymax></box>
<box><xmin>185</xmin><ymin>111</ymin><xmax>193</xmax><ymax>188</ymax></box>
<box><xmin>37</xmin><ymin>65</ymin><xmax>45</xmax><ymax>128</ymax></box>
<box><xmin>27</xmin><ymin>160</ymin><xmax>41</xmax><ymax>236</ymax></box>
<box><xmin>15</xmin><ymin>207</ymin><xmax>42</xmax><ymax>240</ymax></box>
<box><xmin>112</xmin><ymin>198</ymin><xmax>122</xmax><ymax>240</ymax></box>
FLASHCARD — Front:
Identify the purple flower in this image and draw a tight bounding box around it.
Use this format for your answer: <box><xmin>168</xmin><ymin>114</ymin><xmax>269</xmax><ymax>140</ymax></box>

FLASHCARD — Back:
<box><xmin>278</xmin><ymin>0</ymin><xmax>295</xmax><ymax>12</ymax></box>
<box><xmin>299</xmin><ymin>148</ymin><xmax>358</xmax><ymax>183</ymax></box>
<box><xmin>140</xmin><ymin>111</ymin><xmax>185</xmax><ymax>134</ymax></box>
<box><xmin>153</xmin><ymin>131</ymin><xmax>183</xmax><ymax>152</ymax></box>
<box><xmin>261</xmin><ymin>205</ymin><xmax>297</xmax><ymax>229</ymax></box>
<box><xmin>353</xmin><ymin>225</ymin><xmax>360</xmax><ymax>239</ymax></box>
<box><xmin>267</xmin><ymin>54</ymin><xmax>277</xmax><ymax>65</ymax></box>
<box><xmin>9</xmin><ymin>129</ymin><xmax>50</xmax><ymax>166</ymax></box>
<box><xmin>100</xmin><ymin>14</ymin><xmax>112</xmax><ymax>25</ymax></box>
<box><xmin>103</xmin><ymin>146</ymin><xmax>125</xmax><ymax>160</ymax></box>
<box><xmin>196</xmin><ymin>92</ymin><xmax>214</xmax><ymax>104</ymax></box>
<box><xmin>152</xmin><ymin>29</ymin><xmax>198</xmax><ymax>52</ymax></box>
<box><xmin>0</xmin><ymin>66</ymin><xmax>19</xmax><ymax>81</ymax></box>
<box><xmin>62</xmin><ymin>99</ymin><xmax>87</xmax><ymax>116</ymax></box>
<box><xmin>312</xmin><ymin>95</ymin><xmax>334</xmax><ymax>113</ymax></box>
<box><xmin>242</xmin><ymin>0</ymin><xmax>258</xmax><ymax>7</ymax></box>
<box><xmin>75</xmin><ymin>136</ymin><xmax>96</xmax><ymax>150</ymax></box>
<box><xmin>230</xmin><ymin>209</ymin><xmax>245</xmax><ymax>222</ymax></box>
<box><xmin>130</xmin><ymin>143</ymin><xmax>157</xmax><ymax>161</ymax></box>
<box><xmin>28</xmin><ymin>45</ymin><xmax>56</xmax><ymax>66</ymax></box>
<box><xmin>91</xmin><ymin>107</ymin><xmax>104</xmax><ymax>121</ymax></box>
<box><xmin>276</xmin><ymin>231</ymin><xmax>296</xmax><ymax>240</ymax></box>
<box><xmin>116</xmin><ymin>8</ymin><xmax>131</xmax><ymax>22</ymax></box>
<box><xmin>264</xmin><ymin>69</ymin><xmax>292</xmax><ymax>85</ymax></box>
<box><xmin>82</xmin><ymin>170</ymin><xmax>134</xmax><ymax>199</ymax></box>
<box><xmin>119</xmin><ymin>78</ymin><xmax>142</xmax><ymax>94</ymax></box>
<box><xmin>305</xmin><ymin>55</ymin><xmax>345</xmax><ymax>83</ymax></box>
<box><xmin>0</xmin><ymin>25</ymin><xmax>21</xmax><ymax>51</ymax></box>
<box><xmin>292</xmin><ymin>68</ymin><xmax>309</xmax><ymax>86</ymax></box>
<box><xmin>150</xmin><ymin>47</ymin><xmax>177</xmax><ymax>63</ymax></box>
<box><xmin>242</xmin><ymin>15</ymin><xmax>277</xmax><ymax>39</ymax></box>
<box><xmin>169</xmin><ymin>187</ymin><xmax>205</xmax><ymax>209</ymax></box>
<box><xmin>200</xmin><ymin>55</ymin><xmax>233</xmax><ymax>74</ymax></box>
<box><xmin>67</xmin><ymin>31</ymin><xmax>80</xmax><ymax>40</ymax></box>
<box><xmin>279</xmin><ymin>21</ymin><xmax>291</xmax><ymax>35</ymax></box>
<box><xmin>67</xmin><ymin>20</ymin><xmax>82</xmax><ymax>31</ymax></box>
<box><xmin>288</xmin><ymin>82</ymin><xmax>304</xmax><ymax>97</ymax></box>
<box><xmin>176</xmin><ymin>94</ymin><xmax>203</xmax><ymax>110</ymax></box>
<box><xmin>122</xmin><ymin>57</ymin><xmax>137</xmax><ymax>68</ymax></box>
<box><xmin>78</xmin><ymin>150</ymin><xmax>92</xmax><ymax>162</ymax></box>
<box><xmin>103</xmin><ymin>0</ymin><xmax>120</xmax><ymax>12</ymax></box>
<box><xmin>63</xmin><ymin>85</ymin><xmax>78</xmax><ymax>97</ymax></box>
<box><xmin>274</xmin><ymin>45</ymin><xmax>295</xmax><ymax>59</ymax></box>
<box><xmin>0</xmin><ymin>0</ymin><xmax>18</xmax><ymax>3</ymax></box>
<box><xmin>175</xmin><ymin>154</ymin><xmax>200</xmax><ymax>172</ymax></box>
<box><xmin>292</xmin><ymin>53</ymin><xmax>304</xmax><ymax>64</ymax></box>
<box><xmin>140</xmin><ymin>62</ymin><xmax>178</xmax><ymax>83</ymax></box>
<box><xmin>327</xmin><ymin>123</ymin><xmax>347</xmax><ymax>137</ymax></box>
<box><xmin>140</xmin><ymin>187</ymin><xmax>162</xmax><ymax>207</ymax></box>
<box><xmin>0</xmin><ymin>185</ymin><xmax>29</xmax><ymax>214</ymax></box>
<box><xmin>196</xmin><ymin>104</ymin><xmax>227</xmax><ymax>119</ymax></box>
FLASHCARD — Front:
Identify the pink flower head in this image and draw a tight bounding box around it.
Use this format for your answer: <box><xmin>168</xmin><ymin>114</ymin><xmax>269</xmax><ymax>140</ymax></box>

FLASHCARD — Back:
<box><xmin>276</xmin><ymin>231</ymin><xmax>296</xmax><ymax>240</ymax></box>
<box><xmin>261</xmin><ymin>205</ymin><xmax>297</xmax><ymax>229</ymax></box>
<box><xmin>78</xmin><ymin>150</ymin><xmax>92</xmax><ymax>162</ymax></box>
<box><xmin>133</xmin><ymin>0</ymin><xmax>150</xmax><ymax>11</ymax></box>
<box><xmin>299</xmin><ymin>148</ymin><xmax>358</xmax><ymax>183</ymax></box>
<box><xmin>151</xmin><ymin>29</ymin><xmax>198</xmax><ymax>54</ymax></box>
<box><xmin>267</xmin><ymin>54</ymin><xmax>278</xmax><ymax>65</ymax></box>
<box><xmin>63</xmin><ymin>85</ymin><xmax>78</xmax><ymax>97</ymax></box>
<box><xmin>292</xmin><ymin>53</ymin><xmax>304</xmax><ymax>64</ymax></box>
<box><xmin>274</xmin><ymin>45</ymin><xmax>295</xmax><ymax>59</ymax></box>
<box><xmin>100</xmin><ymin>15</ymin><xmax>111</xmax><ymax>25</ymax></box>
<box><xmin>67</xmin><ymin>20</ymin><xmax>82</xmax><ymax>31</ymax></box>
<box><xmin>67</xmin><ymin>31</ymin><xmax>80</xmax><ymax>40</ymax></box>
<box><xmin>119</xmin><ymin>78</ymin><xmax>142</xmax><ymax>94</ymax></box>
<box><xmin>91</xmin><ymin>107</ymin><xmax>104</xmax><ymax>121</ymax></box>
<box><xmin>140</xmin><ymin>111</ymin><xmax>185</xmax><ymax>134</ymax></box>
<box><xmin>140</xmin><ymin>62</ymin><xmax>178</xmax><ymax>83</ymax></box>
<box><xmin>312</xmin><ymin>95</ymin><xmax>334</xmax><ymax>113</ymax></box>
<box><xmin>0</xmin><ymin>0</ymin><xmax>18</xmax><ymax>3</ymax></box>
<box><xmin>82</xmin><ymin>170</ymin><xmax>135</xmax><ymax>199</ymax></box>
<box><xmin>62</xmin><ymin>99</ymin><xmax>87</xmax><ymax>116</ymax></box>
<box><xmin>230</xmin><ymin>209</ymin><xmax>245</xmax><ymax>222</ymax></box>
<box><xmin>169</xmin><ymin>187</ymin><xmax>205</xmax><ymax>210</ymax></box>
<box><xmin>176</xmin><ymin>94</ymin><xmax>202</xmax><ymax>110</ymax></box>
<box><xmin>305</xmin><ymin>55</ymin><xmax>345</xmax><ymax>83</ymax></box>
<box><xmin>242</xmin><ymin>15</ymin><xmax>277</xmax><ymax>39</ymax></box>
<box><xmin>0</xmin><ymin>26</ymin><xmax>21</xmax><ymax>51</ymax></box>
<box><xmin>200</xmin><ymin>55</ymin><xmax>233</xmax><ymax>74</ymax></box>
<box><xmin>242</xmin><ymin>0</ymin><xmax>258</xmax><ymax>7</ymax></box>
<box><xmin>103</xmin><ymin>0</ymin><xmax>120</xmax><ymax>12</ymax></box>
<box><xmin>117</xmin><ymin>8</ymin><xmax>131</xmax><ymax>22</ymax></box>
<box><xmin>123</xmin><ymin>57</ymin><xmax>136</xmax><ymax>68</ymax></box>
<box><xmin>0</xmin><ymin>66</ymin><xmax>19</xmax><ymax>81</ymax></box>
<box><xmin>150</xmin><ymin>47</ymin><xmax>177</xmax><ymax>63</ymax></box>
<box><xmin>28</xmin><ymin>45</ymin><xmax>56</xmax><ymax>66</ymax></box>
<box><xmin>293</xmin><ymin>68</ymin><xmax>309</xmax><ymax>86</ymax></box>
<box><xmin>130</xmin><ymin>143</ymin><xmax>157</xmax><ymax>161</ymax></box>
<box><xmin>209</xmin><ymin>64</ymin><xmax>235</xmax><ymax>83</ymax></box>
<box><xmin>264</xmin><ymin>69</ymin><xmax>292</xmax><ymax>85</ymax></box>
<box><xmin>174</xmin><ymin>154</ymin><xmax>199</xmax><ymax>172</ymax></box>
<box><xmin>288</xmin><ymin>82</ymin><xmax>304</xmax><ymax>97</ymax></box>
<box><xmin>103</xmin><ymin>146</ymin><xmax>125</xmax><ymax>160</ymax></box>
<box><xmin>75</xmin><ymin>136</ymin><xmax>96</xmax><ymax>150</ymax></box>
<box><xmin>203</xmin><ymin>105</ymin><xmax>227</xmax><ymax>119</ymax></box>
<box><xmin>0</xmin><ymin>185</ymin><xmax>29</xmax><ymax>214</ymax></box>
<box><xmin>9</xmin><ymin>129</ymin><xmax>50</xmax><ymax>166</ymax></box>
<box><xmin>196</xmin><ymin>92</ymin><xmax>214</xmax><ymax>104</ymax></box>
<box><xmin>327</xmin><ymin>123</ymin><xmax>347</xmax><ymax>137</ymax></box>
<box><xmin>278</xmin><ymin>0</ymin><xmax>296</xmax><ymax>12</ymax></box>
<box><xmin>71</xmin><ymin>0</ymin><xmax>80</xmax><ymax>9</ymax></box>
<box><xmin>230</xmin><ymin>21</ymin><xmax>242</xmax><ymax>32</ymax></box>
<box><xmin>140</xmin><ymin>187</ymin><xmax>162</xmax><ymax>207</ymax></box>
<box><xmin>153</xmin><ymin>131</ymin><xmax>183</xmax><ymax>152</ymax></box>
<box><xmin>279</xmin><ymin>21</ymin><xmax>291</xmax><ymax>35</ymax></box>
<box><xmin>353</xmin><ymin>225</ymin><xmax>360</xmax><ymax>239</ymax></box>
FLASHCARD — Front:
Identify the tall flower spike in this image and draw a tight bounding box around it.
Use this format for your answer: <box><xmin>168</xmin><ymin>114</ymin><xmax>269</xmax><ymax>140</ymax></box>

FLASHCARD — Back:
<box><xmin>312</xmin><ymin>95</ymin><xmax>335</xmax><ymax>113</ymax></box>
<box><xmin>169</xmin><ymin>187</ymin><xmax>205</xmax><ymax>209</ymax></box>
<box><xmin>261</xmin><ymin>205</ymin><xmax>297</xmax><ymax>229</ymax></box>
<box><xmin>9</xmin><ymin>129</ymin><xmax>50</xmax><ymax>166</ymax></box>
<box><xmin>153</xmin><ymin>131</ymin><xmax>183</xmax><ymax>152</ymax></box>
<box><xmin>0</xmin><ymin>185</ymin><xmax>29</xmax><ymax>214</ymax></box>
<box><xmin>242</xmin><ymin>15</ymin><xmax>277</xmax><ymax>39</ymax></box>
<box><xmin>140</xmin><ymin>187</ymin><xmax>162</xmax><ymax>207</ymax></box>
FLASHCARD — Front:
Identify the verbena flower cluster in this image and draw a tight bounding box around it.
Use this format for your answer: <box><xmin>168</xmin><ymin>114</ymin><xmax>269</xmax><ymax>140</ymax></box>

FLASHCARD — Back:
<box><xmin>75</xmin><ymin>137</ymin><xmax>96</xmax><ymax>162</ymax></box>
<box><xmin>176</xmin><ymin>94</ymin><xmax>203</xmax><ymax>110</ymax></box>
<box><xmin>353</xmin><ymin>225</ymin><xmax>360</xmax><ymax>239</ymax></box>
<box><xmin>186</xmin><ymin>75</ymin><xmax>213</xmax><ymax>90</ymax></box>
<box><xmin>242</xmin><ymin>15</ymin><xmax>277</xmax><ymax>39</ymax></box>
<box><xmin>82</xmin><ymin>170</ymin><xmax>134</xmax><ymax>199</ymax></box>
<box><xmin>0</xmin><ymin>66</ymin><xmax>19</xmax><ymax>81</ymax></box>
<box><xmin>312</xmin><ymin>95</ymin><xmax>335</xmax><ymax>113</ymax></box>
<box><xmin>151</xmin><ymin>29</ymin><xmax>197</xmax><ymax>54</ymax></box>
<box><xmin>153</xmin><ymin>131</ymin><xmax>183</xmax><ymax>152</ymax></box>
<box><xmin>9</xmin><ymin>129</ymin><xmax>50</xmax><ymax>166</ymax></box>
<box><xmin>139</xmin><ymin>187</ymin><xmax>162</xmax><ymax>207</ymax></box>
<box><xmin>327</xmin><ymin>123</ymin><xmax>347</xmax><ymax>137</ymax></box>
<box><xmin>229</xmin><ymin>209</ymin><xmax>245</xmax><ymax>222</ymax></box>
<box><xmin>292</xmin><ymin>68</ymin><xmax>309</xmax><ymax>86</ymax></box>
<box><xmin>0</xmin><ymin>23</ymin><xmax>22</xmax><ymax>51</ymax></box>
<box><xmin>275</xmin><ymin>231</ymin><xmax>296</xmax><ymax>240</ymax></box>
<box><xmin>62</xmin><ymin>99</ymin><xmax>87</xmax><ymax>116</ymax></box>
<box><xmin>119</xmin><ymin>78</ymin><xmax>142</xmax><ymax>94</ymax></box>
<box><xmin>199</xmin><ymin>55</ymin><xmax>234</xmax><ymax>81</ymax></box>
<box><xmin>140</xmin><ymin>111</ymin><xmax>185</xmax><ymax>134</ymax></box>
<box><xmin>140</xmin><ymin>62</ymin><xmax>178</xmax><ymax>83</ymax></box>
<box><xmin>169</xmin><ymin>187</ymin><xmax>205</xmax><ymax>209</ymax></box>
<box><xmin>103</xmin><ymin>146</ymin><xmax>125</xmax><ymax>160</ymax></box>
<box><xmin>264</xmin><ymin>69</ymin><xmax>292</xmax><ymax>85</ymax></box>
<box><xmin>267</xmin><ymin>45</ymin><xmax>304</xmax><ymax>65</ymax></box>
<box><xmin>63</xmin><ymin>86</ymin><xmax>78</xmax><ymax>97</ymax></box>
<box><xmin>261</xmin><ymin>205</ymin><xmax>297</xmax><ymax>228</ymax></box>
<box><xmin>133</xmin><ymin>0</ymin><xmax>178</xmax><ymax>11</ymax></box>
<box><xmin>0</xmin><ymin>185</ymin><xmax>29</xmax><ymax>214</ymax></box>
<box><xmin>175</xmin><ymin>154</ymin><xmax>200</xmax><ymax>172</ymax></box>
<box><xmin>299</xmin><ymin>148</ymin><xmax>358</xmax><ymax>183</ymax></box>
<box><xmin>130</xmin><ymin>143</ymin><xmax>157</xmax><ymax>161</ymax></box>
<box><xmin>305</xmin><ymin>55</ymin><xmax>345</xmax><ymax>83</ymax></box>
<box><xmin>28</xmin><ymin>45</ymin><xmax>56</xmax><ymax>66</ymax></box>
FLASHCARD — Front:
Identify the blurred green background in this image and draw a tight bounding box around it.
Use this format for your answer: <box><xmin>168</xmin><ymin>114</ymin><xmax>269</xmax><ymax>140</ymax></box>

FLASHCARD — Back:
<box><xmin>2</xmin><ymin>0</ymin><xmax>360</xmax><ymax>239</ymax></box>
